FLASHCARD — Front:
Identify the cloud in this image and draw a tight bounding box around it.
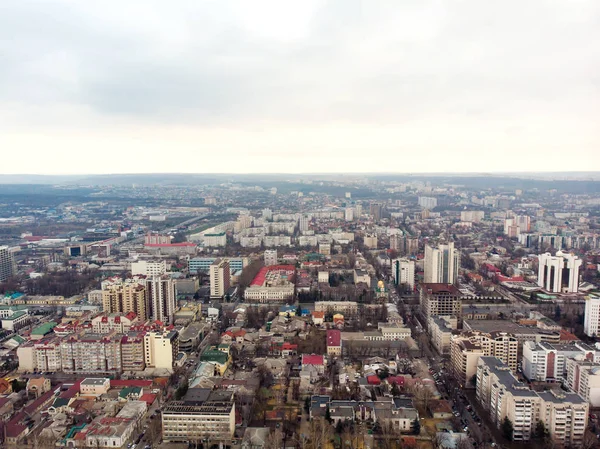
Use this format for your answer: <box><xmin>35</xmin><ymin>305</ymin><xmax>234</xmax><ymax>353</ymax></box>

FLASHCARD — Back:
<box><xmin>0</xmin><ymin>0</ymin><xmax>598</xmax><ymax>173</ymax></box>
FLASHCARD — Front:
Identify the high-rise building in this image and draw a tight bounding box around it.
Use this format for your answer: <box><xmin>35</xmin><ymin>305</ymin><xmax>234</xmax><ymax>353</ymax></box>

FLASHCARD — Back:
<box><xmin>476</xmin><ymin>357</ymin><xmax>588</xmax><ymax>445</ymax></box>
<box><xmin>522</xmin><ymin>341</ymin><xmax>599</xmax><ymax>382</ymax></box>
<box><xmin>424</xmin><ymin>242</ymin><xmax>460</xmax><ymax>284</ymax></box>
<box><xmin>418</xmin><ymin>197</ymin><xmax>437</xmax><ymax>209</ymax></box>
<box><xmin>344</xmin><ymin>207</ymin><xmax>354</xmax><ymax>222</ymax></box>
<box><xmin>131</xmin><ymin>260</ymin><xmax>167</xmax><ymax>276</ymax></box>
<box><xmin>391</xmin><ymin>258</ymin><xmax>415</xmax><ymax>290</ymax></box>
<box><xmin>210</xmin><ymin>259</ymin><xmax>231</xmax><ymax>299</ymax></box>
<box><xmin>0</xmin><ymin>246</ymin><xmax>16</xmax><ymax>282</ymax></box>
<box><xmin>584</xmin><ymin>294</ymin><xmax>600</xmax><ymax>337</ymax></box>
<box><xmin>262</xmin><ymin>208</ymin><xmax>272</xmax><ymax>221</ymax></box>
<box><xmin>299</xmin><ymin>216</ymin><xmax>309</xmax><ymax>232</ymax></box>
<box><xmin>102</xmin><ymin>278</ymin><xmax>148</xmax><ymax>322</ymax></box>
<box><xmin>406</xmin><ymin>237</ymin><xmax>419</xmax><ymax>255</ymax></box>
<box><xmin>369</xmin><ymin>202</ymin><xmax>383</xmax><ymax>221</ymax></box>
<box><xmin>420</xmin><ymin>283</ymin><xmax>462</xmax><ymax>324</ymax></box>
<box><xmin>144</xmin><ymin>330</ymin><xmax>179</xmax><ymax>369</ymax></box>
<box><xmin>264</xmin><ymin>250</ymin><xmax>278</xmax><ymax>267</ymax></box>
<box><xmin>146</xmin><ymin>275</ymin><xmax>176</xmax><ymax>324</ymax></box>
<box><xmin>60</xmin><ymin>333</ymin><xmax>123</xmax><ymax>373</ymax></box>
<box><xmin>538</xmin><ymin>251</ymin><xmax>582</xmax><ymax>293</ymax></box>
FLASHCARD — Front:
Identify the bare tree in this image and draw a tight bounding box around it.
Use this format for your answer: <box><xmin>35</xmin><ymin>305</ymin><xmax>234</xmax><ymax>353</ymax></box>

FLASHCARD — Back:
<box><xmin>309</xmin><ymin>417</ymin><xmax>334</xmax><ymax>449</ymax></box>
<box><xmin>265</xmin><ymin>429</ymin><xmax>284</xmax><ymax>449</ymax></box>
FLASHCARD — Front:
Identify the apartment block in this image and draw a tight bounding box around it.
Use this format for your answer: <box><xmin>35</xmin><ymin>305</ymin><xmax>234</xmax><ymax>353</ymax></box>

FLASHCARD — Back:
<box><xmin>429</xmin><ymin>316</ymin><xmax>457</xmax><ymax>354</ymax></box>
<box><xmin>144</xmin><ymin>330</ymin><xmax>179</xmax><ymax>370</ymax></box>
<box><xmin>146</xmin><ymin>275</ymin><xmax>176</xmax><ymax>324</ymax></box>
<box><xmin>450</xmin><ymin>337</ymin><xmax>485</xmax><ymax>387</ymax></box>
<box><xmin>210</xmin><ymin>259</ymin><xmax>231</xmax><ymax>299</ymax></box>
<box><xmin>102</xmin><ymin>277</ymin><xmax>148</xmax><ymax>322</ymax></box>
<box><xmin>565</xmin><ymin>358</ymin><xmax>600</xmax><ymax>407</ymax></box>
<box><xmin>522</xmin><ymin>341</ymin><xmax>600</xmax><ymax>382</ymax></box>
<box><xmin>476</xmin><ymin>357</ymin><xmax>588</xmax><ymax>446</ymax></box>
<box><xmin>60</xmin><ymin>333</ymin><xmax>123</xmax><ymax>374</ymax></box>
<box><xmin>121</xmin><ymin>332</ymin><xmax>146</xmax><ymax>371</ymax></box>
<box><xmin>92</xmin><ymin>312</ymin><xmax>138</xmax><ymax>334</ymax></box>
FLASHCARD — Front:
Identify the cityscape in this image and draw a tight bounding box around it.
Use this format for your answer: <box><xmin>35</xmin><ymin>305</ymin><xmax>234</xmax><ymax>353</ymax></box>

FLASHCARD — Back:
<box><xmin>1</xmin><ymin>1</ymin><xmax>599</xmax><ymax>449</ymax></box>
<box><xmin>0</xmin><ymin>174</ymin><xmax>599</xmax><ymax>449</ymax></box>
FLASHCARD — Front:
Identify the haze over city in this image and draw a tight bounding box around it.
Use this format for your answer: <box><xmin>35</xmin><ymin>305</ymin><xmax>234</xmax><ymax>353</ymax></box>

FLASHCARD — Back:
<box><xmin>1</xmin><ymin>0</ymin><xmax>599</xmax><ymax>174</ymax></box>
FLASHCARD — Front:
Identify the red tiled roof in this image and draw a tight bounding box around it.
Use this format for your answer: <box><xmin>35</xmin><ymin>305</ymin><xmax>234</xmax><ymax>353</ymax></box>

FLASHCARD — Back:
<box><xmin>312</xmin><ymin>311</ymin><xmax>325</xmax><ymax>319</ymax></box>
<box><xmin>367</xmin><ymin>375</ymin><xmax>381</xmax><ymax>385</ymax></box>
<box><xmin>139</xmin><ymin>393</ymin><xmax>157</xmax><ymax>405</ymax></box>
<box><xmin>302</xmin><ymin>354</ymin><xmax>324</xmax><ymax>366</ymax></box>
<box><xmin>250</xmin><ymin>265</ymin><xmax>295</xmax><ymax>286</ymax></box>
<box><xmin>145</xmin><ymin>242</ymin><xmax>196</xmax><ymax>247</ymax></box>
<box><xmin>327</xmin><ymin>329</ymin><xmax>341</xmax><ymax>347</ymax></box>
<box><xmin>387</xmin><ymin>376</ymin><xmax>405</xmax><ymax>386</ymax></box>
<box><xmin>110</xmin><ymin>379</ymin><xmax>153</xmax><ymax>388</ymax></box>
<box><xmin>420</xmin><ymin>283</ymin><xmax>461</xmax><ymax>295</ymax></box>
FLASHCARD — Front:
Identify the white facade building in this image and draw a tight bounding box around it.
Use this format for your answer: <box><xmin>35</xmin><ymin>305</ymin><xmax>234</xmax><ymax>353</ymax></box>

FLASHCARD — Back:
<box><xmin>264</xmin><ymin>250</ymin><xmax>278</xmax><ymax>266</ymax></box>
<box><xmin>584</xmin><ymin>294</ymin><xmax>600</xmax><ymax>337</ymax></box>
<box><xmin>391</xmin><ymin>258</ymin><xmax>415</xmax><ymax>289</ymax></box>
<box><xmin>131</xmin><ymin>260</ymin><xmax>167</xmax><ymax>276</ymax></box>
<box><xmin>210</xmin><ymin>259</ymin><xmax>231</xmax><ymax>299</ymax></box>
<box><xmin>145</xmin><ymin>275</ymin><xmax>176</xmax><ymax>324</ymax></box>
<box><xmin>424</xmin><ymin>242</ymin><xmax>460</xmax><ymax>284</ymax></box>
<box><xmin>538</xmin><ymin>251</ymin><xmax>582</xmax><ymax>293</ymax></box>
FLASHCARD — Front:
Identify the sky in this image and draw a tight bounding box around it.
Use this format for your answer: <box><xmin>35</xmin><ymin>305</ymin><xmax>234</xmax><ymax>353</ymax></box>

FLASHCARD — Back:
<box><xmin>0</xmin><ymin>0</ymin><xmax>599</xmax><ymax>175</ymax></box>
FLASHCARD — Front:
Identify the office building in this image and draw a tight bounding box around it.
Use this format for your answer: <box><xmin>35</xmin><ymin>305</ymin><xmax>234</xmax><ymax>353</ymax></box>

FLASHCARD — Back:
<box><xmin>584</xmin><ymin>294</ymin><xmax>600</xmax><ymax>337</ymax></box>
<box><xmin>102</xmin><ymin>278</ymin><xmax>148</xmax><ymax>322</ymax></box>
<box><xmin>0</xmin><ymin>246</ymin><xmax>16</xmax><ymax>282</ymax></box>
<box><xmin>391</xmin><ymin>258</ymin><xmax>415</xmax><ymax>290</ymax></box>
<box><xmin>144</xmin><ymin>329</ymin><xmax>179</xmax><ymax>369</ymax></box>
<box><xmin>244</xmin><ymin>265</ymin><xmax>295</xmax><ymax>303</ymax></box>
<box><xmin>424</xmin><ymin>242</ymin><xmax>459</xmax><ymax>284</ymax></box>
<box><xmin>476</xmin><ymin>357</ymin><xmax>588</xmax><ymax>446</ymax></box>
<box><xmin>188</xmin><ymin>257</ymin><xmax>246</xmax><ymax>274</ymax></box>
<box><xmin>264</xmin><ymin>249</ymin><xmax>278</xmax><ymax>267</ymax></box>
<box><xmin>146</xmin><ymin>275</ymin><xmax>176</xmax><ymax>324</ymax></box>
<box><xmin>537</xmin><ymin>252</ymin><xmax>582</xmax><ymax>293</ymax></box>
<box><xmin>210</xmin><ymin>259</ymin><xmax>231</xmax><ymax>299</ymax></box>
<box><xmin>162</xmin><ymin>389</ymin><xmax>235</xmax><ymax>443</ymax></box>
<box><xmin>420</xmin><ymin>283</ymin><xmax>462</xmax><ymax>324</ymax></box>
<box><xmin>131</xmin><ymin>260</ymin><xmax>167</xmax><ymax>276</ymax></box>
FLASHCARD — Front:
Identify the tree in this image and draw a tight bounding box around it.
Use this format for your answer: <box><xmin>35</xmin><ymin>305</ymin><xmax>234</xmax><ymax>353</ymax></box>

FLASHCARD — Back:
<box><xmin>391</xmin><ymin>382</ymin><xmax>401</xmax><ymax>397</ymax></box>
<box><xmin>412</xmin><ymin>417</ymin><xmax>421</xmax><ymax>435</ymax></box>
<box><xmin>535</xmin><ymin>421</ymin><xmax>548</xmax><ymax>439</ymax></box>
<box><xmin>501</xmin><ymin>417</ymin><xmax>514</xmax><ymax>441</ymax></box>
<box><xmin>470</xmin><ymin>374</ymin><xmax>477</xmax><ymax>388</ymax></box>
<box><xmin>265</xmin><ymin>429</ymin><xmax>284</xmax><ymax>449</ymax></box>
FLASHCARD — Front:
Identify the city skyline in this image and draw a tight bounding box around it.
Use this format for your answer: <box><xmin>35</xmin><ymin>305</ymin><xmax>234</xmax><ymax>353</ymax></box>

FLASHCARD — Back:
<box><xmin>1</xmin><ymin>0</ymin><xmax>599</xmax><ymax>174</ymax></box>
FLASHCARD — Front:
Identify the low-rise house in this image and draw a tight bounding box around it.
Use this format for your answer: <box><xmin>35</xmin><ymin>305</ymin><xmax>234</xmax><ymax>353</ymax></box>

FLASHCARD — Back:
<box><xmin>26</xmin><ymin>376</ymin><xmax>51</xmax><ymax>398</ymax></box>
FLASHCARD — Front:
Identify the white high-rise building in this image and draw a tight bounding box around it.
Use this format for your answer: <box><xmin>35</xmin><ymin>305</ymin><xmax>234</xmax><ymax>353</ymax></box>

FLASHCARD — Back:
<box><xmin>264</xmin><ymin>250</ymin><xmax>278</xmax><ymax>267</ymax></box>
<box><xmin>538</xmin><ymin>252</ymin><xmax>582</xmax><ymax>293</ymax></box>
<box><xmin>424</xmin><ymin>242</ymin><xmax>460</xmax><ymax>284</ymax></box>
<box><xmin>584</xmin><ymin>294</ymin><xmax>600</xmax><ymax>337</ymax></box>
<box><xmin>0</xmin><ymin>246</ymin><xmax>16</xmax><ymax>282</ymax></box>
<box><xmin>299</xmin><ymin>216</ymin><xmax>309</xmax><ymax>232</ymax></box>
<box><xmin>210</xmin><ymin>259</ymin><xmax>231</xmax><ymax>299</ymax></box>
<box><xmin>131</xmin><ymin>260</ymin><xmax>167</xmax><ymax>276</ymax></box>
<box><xmin>344</xmin><ymin>207</ymin><xmax>354</xmax><ymax>222</ymax></box>
<box><xmin>391</xmin><ymin>258</ymin><xmax>415</xmax><ymax>290</ymax></box>
<box><xmin>145</xmin><ymin>275</ymin><xmax>176</xmax><ymax>324</ymax></box>
<box><xmin>262</xmin><ymin>208</ymin><xmax>272</xmax><ymax>221</ymax></box>
<box><xmin>418</xmin><ymin>196</ymin><xmax>437</xmax><ymax>209</ymax></box>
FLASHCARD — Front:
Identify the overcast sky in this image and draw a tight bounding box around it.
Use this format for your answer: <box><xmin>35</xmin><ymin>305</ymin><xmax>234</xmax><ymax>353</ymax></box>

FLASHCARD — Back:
<box><xmin>1</xmin><ymin>0</ymin><xmax>599</xmax><ymax>175</ymax></box>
